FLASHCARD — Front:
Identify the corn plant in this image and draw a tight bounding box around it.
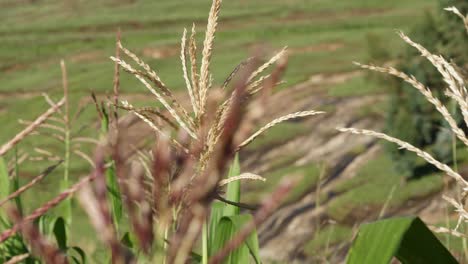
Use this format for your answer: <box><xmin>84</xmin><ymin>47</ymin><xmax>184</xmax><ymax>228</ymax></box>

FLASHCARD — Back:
<box><xmin>204</xmin><ymin>155</ymin><xmax>261</xmax><ymax>263</ymax></box>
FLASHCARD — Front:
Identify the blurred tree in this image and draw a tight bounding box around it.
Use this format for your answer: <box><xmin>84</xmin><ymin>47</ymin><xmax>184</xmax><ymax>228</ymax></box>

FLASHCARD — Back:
<box><xmin>382</xmin><ymin>0</ymin><xmax>468</xmax><ymax>178</ymax></box>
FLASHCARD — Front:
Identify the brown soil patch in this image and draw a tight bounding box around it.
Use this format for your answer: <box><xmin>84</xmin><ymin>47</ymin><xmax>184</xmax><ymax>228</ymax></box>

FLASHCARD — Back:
<box><xmin>0</xmin><ymin>91</ymin><xmax>42</xmax><ymax>100</ymax></box>
<box><xmin>307</xmin><ymin>70</ymin><xmax>361</xmax><ymax>86</ymax></box>
<box><xmin>142</xmin><ymin>46</ymin><xmax>179</xmax><ymax>59</ymax></box>
<box><xmin>290</xmin><ymin>43</ymin><xmax>345</xmax><ymax>54</ymax></box>
<box><xmin>280</xmin><ymin>8</ymin><xmax>391</xmax><ymax>23</ymax></box>
<box><xmin>69</xmin><ymin>51</ymin><xmax>103</xmax><ymax>63</ymax></box>
<box><xmin>0</xmin><ymin>0</ymin><xmax>33</xmax><ymax>9</ymax></box>
<box><xmin>2</xmin><ymin>50</ymin><xmax>103</xmax><ymax>75</ymax></box>
<box><xmin>1</xmin><ymin>64</ymin><xmax>29</xmax><ymax>73</ymax></box>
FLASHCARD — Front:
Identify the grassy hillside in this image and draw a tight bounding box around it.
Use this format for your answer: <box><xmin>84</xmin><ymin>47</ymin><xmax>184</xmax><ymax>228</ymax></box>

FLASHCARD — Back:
<box><xmin>1</xmin><ymin>0</ymin><xmax>435</xmax><ymax>141</ymax></box>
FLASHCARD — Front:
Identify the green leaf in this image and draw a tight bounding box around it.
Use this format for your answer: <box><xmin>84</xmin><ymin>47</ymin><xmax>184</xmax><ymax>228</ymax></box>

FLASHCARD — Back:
<box><xmin>210</xmin><ymin>214</ymin><xmax>261</xmax><ymax>264</ymax></box>
<box><xmin>53</xmin><ymin>217</ymin><xmax>67</xmax><ymax>251</ymax></box>
<box><xmin>0</xmin><ymin>157</ymin><xmax>9</xmax><ymax>223</ymax></box>
<box><xmin>223</xmin><ymin>155</ymin><xmax>241</xmax><ymax>217</ymax></box>
<box><xmin>106</xmin><ymin>164</ymin><xmax>122</xmax><ymax>228</ymax></box>
<box><xmin>13</xmin><ymin>149</ymin><xmax>23</xmax><ymax>215</ymax></box>
<box><xmin>97</xmin><ymin>103</ymin><xmax>122</xmax><ymax>230</ymax></box>
<box><xmin>100</xmin><ymin>104</ymin><xmax>110</xmax><ymax>134</ymax></box>
<box><xmin>346</xmin><ymin>216</ymin><xmax>458</xmax><ymax>264</ymax></box>
<box><xmin>37</xmin><ymin>214</ymin><xmax>53</xmax><ymax>236</ymax></box>
<box><xmin>209</xmin><ymin>201</ymin><xmax>225</xmax><ymax>252</ymax></box>
<box><xmin>191</xmin><ymin>251</ymin><xmax>202</xmax><ymax>263</ymax></box>
<box><xmin>70</xmin><ymin>256</ymin><xmax>80</xmax><ymax>264</ymax></box>
<box><xmin>243</xmin><ymin>224</ymin><xmax>261</xmax><ymax>264</ymax></box>
<box><xmin>211</xmin><ymin>215</ymin><xmax>249</xmax><ymax>263</ymax></box>
<box><xmin>0</xmin><ymin>234</ymin><xmax>30</xmax><ymax>263</ymax></box>
<box><xmin>121</xmin><ymin>232</ymin><xmax>134</xmax><ymax>249</ymax></box>
<box><xmin>69</xmin><ymin>246</ymin><xmax>86</xmax><ymax>264</ymax></box>
<box><xmin>59</xmin><ymin>178</ymin><xmax>72</xmax><ymax>225</ymax></box>
<box><xmin>0</xmin><ymin>216</ymin><xmax>10</xmax><ymax>229</ymax></box>
<box><xmin>0</xmin><ymin>157</ymin><xmax>10</xmax><ymax>201</ymax></box>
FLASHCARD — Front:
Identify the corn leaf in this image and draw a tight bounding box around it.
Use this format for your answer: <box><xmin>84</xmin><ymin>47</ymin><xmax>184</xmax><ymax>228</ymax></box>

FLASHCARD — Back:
<box><xmin>223</xmin><ymin>155</ymin><xmax>241</xmax><ymax>216</ymax></box>
<box><xmin>243</xmin><ymin>222</ymin><xmax>261</xmax><ymax>264</ymax></box>
<box><xmin>100</xmin><ymin>102</ymin><xmax>110</xmax><ymax>134</ymax></box>
<box><xmin>121</xmin><ymin>232</ymin><xmax>134</xmax><ymax>250</ymax></box>
<box><xmin>211</xmin><ymin>215</ymin><xmax>250</xmax><ymax>263</ymax></box>
<box><xmin>209</xmin><ymin>201</ymin><xmax>227</xmax><ymax>256</ymax></box>
<box><xmin>210</xmin><ymin>214</ymin><xmax>261</xmax><ymax>264</ymax></box>
<box><xmin>69</xmin><ymin>246</ymin><xmax>87</xmax><ymax>264</ymax></box>
<box><xmin>106</xmin><ymin>164</ymin><xmax>122</xmax><ymax>228</ymax></box>
<box><xmin>191</xmin><ymin>251</ymin><xmax>202</xmax><ymax>263</ymax></box>
<box><xmin>0</xmin><ymin>157</ymin><xmax>9</xmax><ymax>224</ymax></box>
<box><xmin>99</xmin><ymin>104</ymin><xmax>122</xmax><ymax>229</ymax></box>
<box><xmin>37</xmin><ymin>214</ymin><xmax>53</xmax><ymax>236</ymax></box>
<box><xmin>346</xmin><ymin>216</ymin><xmax>458</xmax><ymax>264</ymax></box>
<box><xmin>0</xmin><ymin>157</ymin><xmax>9</xmax><ymax>202</ymax></box>
<box><xmin>59</xmin><ymin>178</ymin><xmax>72</xmax><ymax>225</ymax></box>
<box><xmin>53</xmin><ymin>217</ymin><xmax>67</xmax><ymax>251</ymax></box>
<box><xmin>12</xmin><ymin>149</ymin><xmax>23</xmax><ymax>215</ymax></box>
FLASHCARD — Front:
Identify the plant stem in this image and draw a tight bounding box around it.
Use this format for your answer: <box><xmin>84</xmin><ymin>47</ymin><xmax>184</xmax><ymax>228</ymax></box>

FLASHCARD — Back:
<box><xmin>13</xmin><ymin>148</ymin><xmax>23</xmax><ymax>215</ymax></box>
<box><xmin>163</xmin><ymin>225</ymin><xmax>169</xmax><ymax>264</ymax></box>
<box><xmin>61</xmin><ymin>60</ymin><xmax>72</xmax><ymax>224</ymax></box>
<box><xmin>202</xmin><ymin>221</ymin><xmax>208</xmax><ymax>264</ymax></box>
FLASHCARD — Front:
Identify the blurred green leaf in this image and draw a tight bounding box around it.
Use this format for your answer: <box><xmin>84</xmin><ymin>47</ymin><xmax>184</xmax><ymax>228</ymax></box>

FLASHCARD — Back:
<box><xmin>0</xmin><ymin>157</ymin><xmax>9</xmax><ymax>223</ymax></box>
<box><xmin>191</xmin><ymin>251</ymin><xmax>202</xmax><ymax>263</ymax></box>
<box><xmin>37</xmin><ymin>214</ymin><xmax>53</xmax><ymax>236</ymax></box>
<box><xmin>59</xmin><ymin>178</ymin><xmax>72</xmax><ymax>225</ymax></box>
<box><xmin>0</xmin><ymin>234</ymin><xmax>31</xmax><ymax>263</ymax></box>
<box><xmin>211</xmin><ymin>215</ymin><xmax>250</xmax><ymax>263</ymax></box>
<box><xmin>13</xmin><ymin>149</ymin><xmax>23</xmax><ymax>215</ymax></box>
<box><xmin>121</xmin><ymin>232</ymin><xmax>134</xmax><ymax>250</ymax></box>
<box><xmin>0</xmin><ymin>216</ymin><xmax>9</xmax><ymax>229</ymax></box>
<box><xmin>209</xmin><ymin>201</ymin><xmax>226</xmax><ymax>256</ymax></box>
<box><xmin>223</xmin><ymin>155</ymin><xmax>241</xmax><ymax>217</ymax></box>
<box><xmin>346</xmin><ymin>216</ymin><xmax>458</xmax><ymax>264</ymax></box>
<box><xmin>70</xmin><ymin>255</ymin><xmax>80</xmax><ymax>264</ymax></box>
<box><xmin>243</xmin><ymin>224</ymin><xmax>261</xmax><ymax>264</ymax></box>
<box><xmin>53</xmin><ymin>217</ymin><xmax>67</xmax><ymax>251</ymax></box>
<box><xmin>100</xmin><ymin>104</ymin><xmax>122</xmax><ymax>230</ymax></box>
<box><xmin>0</xmin><ymin>157</ymin><xmax>10</xmax><ymax>201</ymax></box>
<box><xmin>211</xmin><ymin>214</ymin><xmax>260</xmax><ymax>264</ymax></box>
<box><xmin>106</xmin><ymin>164</ymin><xmax>122</xmax><ymax>228</ymax></box>
<box><xmin>100</xmin><ymin>103</ymin><xmax>110</xmax><ymax>134</ymax></box>
<box><xmin>69</xmin><ymin>246</ymin><xmax>86</xmax><ymax>264</ymax></box>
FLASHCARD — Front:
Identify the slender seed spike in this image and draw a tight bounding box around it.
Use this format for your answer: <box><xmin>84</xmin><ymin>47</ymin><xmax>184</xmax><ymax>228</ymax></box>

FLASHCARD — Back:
<box><xmin>238</xmin><ymin>111</ymin><xmax>325</xmax><ymax>150</ymax></box>
<box><xmin>181</xmin><ymin>28</ymin><xmax>197</xmax><ymax>115</ymax></box>
<box><xmin>199</xmin><ymin>0</ymin><xmax>223</xmax><ymax>116</ymax></box>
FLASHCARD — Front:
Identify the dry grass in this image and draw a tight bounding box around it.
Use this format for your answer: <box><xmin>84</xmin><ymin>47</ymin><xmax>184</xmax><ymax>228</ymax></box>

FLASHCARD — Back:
<box><xmin>353</xmin><ymin>62</ymin><xmax>468</xmax><ymax>146</ymax></box>
<box><xmin>338</xmin><ymin>128</ymin><xmax>467</xmax><ymax>185</ymax></box>
<box><xmin>218</xmin><ymin>172</ymin><xmax>266</xmax><ymax>186</ymax></box>
<box><xmin>445</xmin><ymin>6</ymin><xmax>468</xmax><ymax>34</ymax></box>
<box><xmin>4</xmin><ymin>253</ymin><xmax>30</xmax><ymax>264</ymax></box>
<box><xmin>238</xmin><ymin>110</ymin><xmax>325</xmax><ymax>150</ymax></box>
